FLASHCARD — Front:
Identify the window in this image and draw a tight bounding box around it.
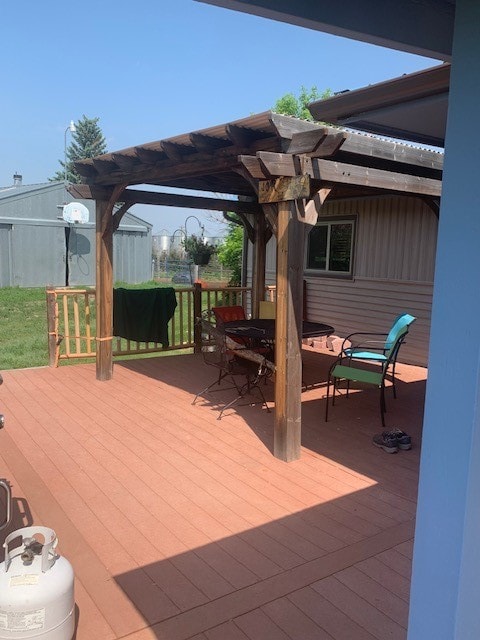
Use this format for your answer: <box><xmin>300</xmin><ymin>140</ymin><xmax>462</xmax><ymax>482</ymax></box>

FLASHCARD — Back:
<box><xmin>306</xmin><ymin>219</ymin><xmax>355</xmax><ymax>275</ymax></box>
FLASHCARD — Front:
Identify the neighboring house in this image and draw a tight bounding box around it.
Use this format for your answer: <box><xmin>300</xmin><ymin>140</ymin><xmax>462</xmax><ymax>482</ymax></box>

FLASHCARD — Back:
<box><xmin>248</xmin><ymin>178</ymin><xmax>439</xmax><ymax>368</ymax></box>
<box><xmin>0</xmin><ymin>178</ymin><xmax>152</xmax><ymax>287</ymax></box>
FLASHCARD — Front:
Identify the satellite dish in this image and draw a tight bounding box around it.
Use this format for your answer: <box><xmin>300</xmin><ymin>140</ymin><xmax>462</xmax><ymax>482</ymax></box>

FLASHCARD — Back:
<box><xmin>63</xmin><ymin>202</ymin><xmax>89</xmax><ymax>224</ymax></box>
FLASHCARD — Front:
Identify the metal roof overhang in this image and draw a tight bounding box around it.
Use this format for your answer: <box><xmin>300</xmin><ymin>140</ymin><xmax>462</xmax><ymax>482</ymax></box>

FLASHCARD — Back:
<box><xmin>196</xmin><ymin>0</ymin><xmax>456</xmax><ymax>60</ymax></box>
<box><xmin>309</xmin><ymin>63</ymin><xmax>450</xmax><ymax>148</ymax></box>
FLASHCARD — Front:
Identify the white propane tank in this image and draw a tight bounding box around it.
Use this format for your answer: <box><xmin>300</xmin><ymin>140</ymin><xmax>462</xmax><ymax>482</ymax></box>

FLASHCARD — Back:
<box><xmin>0</xmin><ymin>527</ymin><xmax>74</xmax><ymax>640</ymax></box>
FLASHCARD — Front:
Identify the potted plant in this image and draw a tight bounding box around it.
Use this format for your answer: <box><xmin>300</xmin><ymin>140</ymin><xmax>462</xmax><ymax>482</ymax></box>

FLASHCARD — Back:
<box><xmin>183</xmin><ymin>234</ymin><xmax>216</xmax><ymax>265</ymax></box>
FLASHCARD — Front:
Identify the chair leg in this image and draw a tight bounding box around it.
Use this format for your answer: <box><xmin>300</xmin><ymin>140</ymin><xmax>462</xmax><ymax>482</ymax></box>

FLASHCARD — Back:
<box><xmin>217</xmin><ymin>375</ymin><xmax>271</xmax><ymax>419</ymax></box>
<box><xmin>251</xmin><ymin>379</ymin><xmax>270</xmax><ymax>414</ymax></box>
<box><xmin>241</xmin><ymin>374</ymin><xmax>271</xmax><ymax>414</ymax></box>
<box><xmin>380</xmin><ymin>383</ymin><xmax>386</xmax><ymax>428</ymax></box>
<box><xmin>218</xmin><ymin>391</ymin><xmax>244</xmax><ymax>419</ymax></box>
<box><xmin>325</xmin><ymin>373</ymin><xmax>333</xmax><ymax>421</ymax></box>
<box><xmin>192</xmin><ymin>371</ymin><xmax>228</xmax><ymax>404</ymax></box>
<box><xmin>391</xmin><ymin>360</ymin><xmax>398</xmax><ymax>399</ymax></box>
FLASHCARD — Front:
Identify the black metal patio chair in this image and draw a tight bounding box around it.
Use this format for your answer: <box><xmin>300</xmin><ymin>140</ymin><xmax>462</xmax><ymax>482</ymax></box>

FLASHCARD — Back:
<box><xmin>193</xmin><ymin>318</ymin><xmax>273</xmax><ymax>419</ymax></box>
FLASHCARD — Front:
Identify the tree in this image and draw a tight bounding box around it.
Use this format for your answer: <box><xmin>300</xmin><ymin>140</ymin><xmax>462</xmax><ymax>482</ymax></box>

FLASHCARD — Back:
<box><xmin>273</xmin><ymin>85</ymin><xmax>332</xmax><ymax>121</ymax></box>
<box><xmin>217</xmin><ymin>221</ymin><xmax>244</xmax><ymax>286</ymax></box>
<box><xmin>51</xmin><ymin>115</ymin><xmax>107</xmax><ymax>183</ymax></box>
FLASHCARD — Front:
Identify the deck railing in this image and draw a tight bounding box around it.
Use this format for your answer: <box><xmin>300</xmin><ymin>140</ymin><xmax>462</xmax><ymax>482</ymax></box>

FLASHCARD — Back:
<box><xmin>46</xmin><ymin>284</ymin><xmax>252</xmax><ymax>366</ymax></box>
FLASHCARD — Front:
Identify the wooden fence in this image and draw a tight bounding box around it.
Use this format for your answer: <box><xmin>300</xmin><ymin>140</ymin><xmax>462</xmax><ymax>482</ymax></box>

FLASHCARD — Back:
<box><xmin>46</xmin><ymin>284</ymin><xmax>252</xmax><ymax>367</ymax></box>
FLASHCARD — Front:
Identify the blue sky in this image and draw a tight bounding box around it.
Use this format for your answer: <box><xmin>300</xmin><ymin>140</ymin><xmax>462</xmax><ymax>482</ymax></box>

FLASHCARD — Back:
<box><xmin>1</xmin><ymin>0</ymin><xmax>440</xmax><ymax>235</ymax></box>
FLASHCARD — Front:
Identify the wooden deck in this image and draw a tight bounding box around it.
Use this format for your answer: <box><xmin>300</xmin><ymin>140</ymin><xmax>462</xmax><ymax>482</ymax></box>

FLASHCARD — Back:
<box><xmin>0</xmin><ymin>348</ymin><xmax>426</xmax><ymax>640</ymax></box>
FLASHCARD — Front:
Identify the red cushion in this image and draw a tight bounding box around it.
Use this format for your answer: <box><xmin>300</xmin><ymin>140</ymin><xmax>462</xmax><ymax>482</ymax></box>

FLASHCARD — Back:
<box><xmin>212</xmin><ymin>306</ymin><xmax>246</xmax><ymax>324</ymax></box>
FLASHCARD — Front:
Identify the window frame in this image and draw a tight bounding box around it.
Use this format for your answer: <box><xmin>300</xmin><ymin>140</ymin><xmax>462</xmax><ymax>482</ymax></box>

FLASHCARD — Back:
<box><xmin>304</xmin><ymin>216</ymin><xmax>356</xmax><ymax>278</ymax></box>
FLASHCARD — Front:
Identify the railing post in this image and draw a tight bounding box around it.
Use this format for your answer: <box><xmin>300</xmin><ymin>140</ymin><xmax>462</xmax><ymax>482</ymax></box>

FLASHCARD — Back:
<box><xmin>193</xmin><ymin>282</ymin><xmax>203</xmax><ymax>353</ymax></box>
<box><xmin>46</xmin><ymin>287</ymin><xmax>59</xmax><ymax>367</ymax></box>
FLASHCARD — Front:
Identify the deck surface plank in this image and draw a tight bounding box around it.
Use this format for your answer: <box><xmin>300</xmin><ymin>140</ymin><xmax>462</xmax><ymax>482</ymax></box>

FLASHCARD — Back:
<box><xmin>0</xmin><ymin>349</ymin><xmax>425</xmax><ymax>639</ymax></box>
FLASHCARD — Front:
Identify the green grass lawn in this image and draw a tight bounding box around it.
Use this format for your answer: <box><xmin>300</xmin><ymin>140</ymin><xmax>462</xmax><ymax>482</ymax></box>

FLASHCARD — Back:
<box><xmin>1</xmin><ymin>287</ymin><xmax>49</xmax><ymax>370</ymax></box>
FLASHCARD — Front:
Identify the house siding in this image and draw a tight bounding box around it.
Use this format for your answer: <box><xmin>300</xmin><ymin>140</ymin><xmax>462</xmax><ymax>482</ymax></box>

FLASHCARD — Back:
<box><xmin>303</xmin><ymin>276</ymin><xmax>433</xmax><ymax>366</ymax></box>
<box><xmin>352</xmin><ymin>196</ymin><xmax>437</xmax><ymax>282</ymax></box>
<box><xmin>248</xmin><ymin>195</ymin><xmax>437</xmax><ymax>367</ymax></box>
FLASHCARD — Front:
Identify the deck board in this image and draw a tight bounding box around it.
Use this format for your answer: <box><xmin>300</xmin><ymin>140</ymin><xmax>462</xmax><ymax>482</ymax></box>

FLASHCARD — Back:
<box><xmin>0</xmin><ymin>348</ymin><xmax>425</xmax><ymax>639</ymax></box>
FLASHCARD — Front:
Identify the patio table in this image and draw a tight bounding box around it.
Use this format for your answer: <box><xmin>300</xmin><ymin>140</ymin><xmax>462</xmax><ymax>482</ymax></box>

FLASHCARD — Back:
<box><xmin>224</xmin><ymin>319</ymin><xmax>334</xmax><ymax>341</ymax></box>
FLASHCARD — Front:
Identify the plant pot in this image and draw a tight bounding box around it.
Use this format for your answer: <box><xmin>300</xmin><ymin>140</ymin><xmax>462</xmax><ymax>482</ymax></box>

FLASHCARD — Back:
<box><xmin>193</xmin><ymin>254</ymin><xmax>211</xmax><ymax>266</ymax></box>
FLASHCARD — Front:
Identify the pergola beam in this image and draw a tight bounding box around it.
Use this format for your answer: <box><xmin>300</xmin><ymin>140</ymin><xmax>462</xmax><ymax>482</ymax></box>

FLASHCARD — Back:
<box><xmin>303</xmin><ymin>157</ymin><xmax>442</xmax><ymax>196</ymax></box>
<box><xmin>68</xmin><ymin>184</ymin><xmax>262</xmax><ymax>215</ymax></box>
<box><xmin>338</xmin><ymin>135</ymin><xmax>444</xmax><ymax>171</ymax></box>
<box><xmin>258</xmin><ymin>152</ymin><xmax>297</xmax><ymax>177</ymax></box>
<box><xmin>240</xmin><ymin>151</ymin><xmax>442</xmax><ymax>197</ymax></box>
<box><xmin>78</xmin><ymin>155</ymin><xmax>242</xmax><ymax>187</ymax></box>
<box><xmin>238</xmin><ymin>155</ymin><xmax>268</xmax><ymax>180</ymax></box>
<box><xmin>300</xmin><ymin>187</ymin><xmax>333</xmax><ymax>225</ymax></box>
<box><xmin>287</xmin><ymin>129</ymin><xmax>347</xmax><ymax>156</ymax></box>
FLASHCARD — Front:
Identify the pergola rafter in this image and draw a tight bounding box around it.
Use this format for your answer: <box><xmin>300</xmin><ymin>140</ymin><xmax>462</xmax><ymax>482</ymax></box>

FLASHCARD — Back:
<box><xmin>70</xmin><ymin>110</ymin><xmax>443</xmax><ymax>461</ymax></box>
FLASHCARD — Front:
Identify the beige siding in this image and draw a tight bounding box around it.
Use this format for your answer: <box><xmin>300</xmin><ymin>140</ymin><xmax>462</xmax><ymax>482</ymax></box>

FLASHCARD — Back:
<box><xmin>304</xmin><ymin>276</ymin><xmax>432</xmax><ymax>366</ymax></box>
<box><xmin>315</xmin><ymin>196</ymin><xmax>438</xmax><ymax>282</ymax></box>
<box><xmin>247</xmin><ymin>195</ymin><xmax>438</xmax><ymax>367</ymax></box>
<box><xmin>354</xmin><ymin>197</ymin><xmax>437</xmax><ymax>281</ymax></box>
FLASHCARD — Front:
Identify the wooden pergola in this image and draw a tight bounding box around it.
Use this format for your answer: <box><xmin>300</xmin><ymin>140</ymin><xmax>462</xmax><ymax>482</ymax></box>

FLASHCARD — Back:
<box><xmin>70</xmin><ymin>110</ymin><xmax>442</xmax><ymax>461</ymax></box>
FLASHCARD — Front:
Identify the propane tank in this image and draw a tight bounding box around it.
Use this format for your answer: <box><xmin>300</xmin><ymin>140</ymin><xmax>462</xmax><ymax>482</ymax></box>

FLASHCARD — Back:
<box><xmin>0</xmin><ymin>481</ymin><xmax>11</xmax><ymax>532</ymax></box>
<box><xmin>0</xmin><ymin>527</ymin><xmax>74</xmax><ymax>640</ymax></box>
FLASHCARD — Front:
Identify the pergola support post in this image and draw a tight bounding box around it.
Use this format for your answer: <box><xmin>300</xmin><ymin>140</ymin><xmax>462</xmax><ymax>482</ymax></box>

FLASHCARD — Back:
<box><xmin>251</xmin><ymin>213</ymin><xmax>268</xmax><ymax>318</ymax></box>
<box><xmin>274</xmin><ymin>200</ymin><xmax>304</xmax><ymax>462</ymax></box>
<box><xmin>193</xmin><ymin>282</ymin><xmax>203</xmax><ymax>353</ymax></box>
<box><xmin>95</xmin><ymin>199</ymin><xmax>114</xmax><ymax>381</ymax></box>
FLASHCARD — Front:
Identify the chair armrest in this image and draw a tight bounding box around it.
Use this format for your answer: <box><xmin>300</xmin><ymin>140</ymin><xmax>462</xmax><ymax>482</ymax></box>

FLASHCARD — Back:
<box><xmin>343</xmin><ymin>331</ymin><xmax>389</xmax><ymax>341</ymax></box>
<box><xmin>349</xmin><ymin>339</ymin><xmax>388</xmax><ymax>351</ymax></box>
<box><xmin>340</xmin><ymin>332</ymin><xmax>388</xmax><ymax>354</ymax></box>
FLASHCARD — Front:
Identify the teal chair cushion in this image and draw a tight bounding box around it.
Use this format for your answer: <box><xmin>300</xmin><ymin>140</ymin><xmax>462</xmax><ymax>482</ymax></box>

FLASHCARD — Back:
<box><xmin>343</xmin><ymin>349</ymin><xmax>387</xmax><ymax>362</ymax></box>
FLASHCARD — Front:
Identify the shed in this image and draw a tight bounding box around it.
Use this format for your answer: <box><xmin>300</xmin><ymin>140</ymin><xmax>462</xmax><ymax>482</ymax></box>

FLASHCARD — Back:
<box><xmin>0</xmin><ymin>179</ymin><xmax>152</xmax><ymax>287</ymax></box>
